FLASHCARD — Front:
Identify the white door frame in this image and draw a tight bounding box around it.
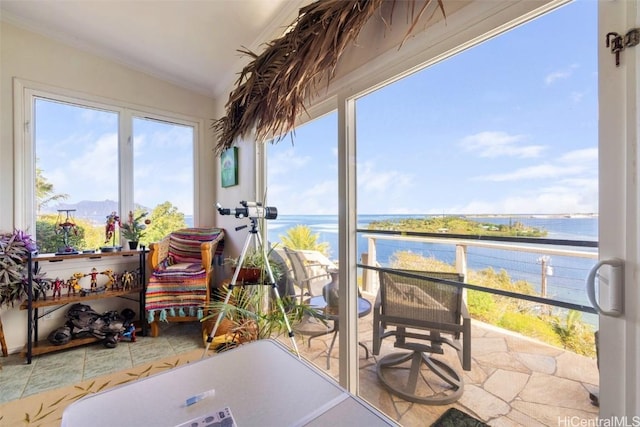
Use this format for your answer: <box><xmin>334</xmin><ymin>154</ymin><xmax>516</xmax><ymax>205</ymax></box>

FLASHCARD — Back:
<box><xmin>598</xmin><ymin>0</ymin><xmax>640</xmax><ymax>417</ymax></box>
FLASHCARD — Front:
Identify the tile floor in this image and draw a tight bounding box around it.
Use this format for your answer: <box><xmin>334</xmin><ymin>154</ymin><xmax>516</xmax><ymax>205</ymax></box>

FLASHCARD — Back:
<box><xmin>1</xmin><ymin>299</ymin><xmax>600</xmax><ymax>426</ymax></box>
<box><xmin>0</xmin><ymin>322</ymin><xmax>205</xmax><ymax>404</ymax></box>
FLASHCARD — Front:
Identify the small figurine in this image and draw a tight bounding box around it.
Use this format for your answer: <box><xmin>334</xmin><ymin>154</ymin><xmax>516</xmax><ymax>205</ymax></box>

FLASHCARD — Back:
<box><xmin>102</xmin><ymin>269</ymin><xmax>115</xmax><ymax>289</ymax></box>
<box><xmin>68</xmin><ymin>272</ymin><xmax>84</xmax><ymax>295</ymax></box>
<box><xmin>52</xmin><ymin>277</ymin><xmax>63</xmax><ymax>299</ymax></box>
<box><xmin>121</xmin><ymin>270</ymin><xmax>134</xmax><ymax>291</ymax></box>
<box><xmin>88</xmin><ymin>267</ymin><xmax>99</xmax><ymax>290</ymax></box>
<box><xmin>104</xmin><ymin>211</ymin><xmax>121</xmax><ymax>245</ymax></box>
<box><xmin>120</xmin><ymin>323</ymin><xmax>136</xmax><ymax>342</ymax></box>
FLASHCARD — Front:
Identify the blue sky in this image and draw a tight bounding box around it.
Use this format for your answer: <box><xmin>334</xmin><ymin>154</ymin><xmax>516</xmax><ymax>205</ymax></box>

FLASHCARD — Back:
<box><xmin>267</xmin><ymin>0</ymin><xmax>597</xmax><ymax>215</ymax></box>
<box><xmin>35</xmin><ymin>1</ymin><xmax>597</xmax><ymax>219</ymax></box>
<box><xmin>36</xmin><ymin>102</ymin><xmax>194</xmax><ymax>215</ymax></box>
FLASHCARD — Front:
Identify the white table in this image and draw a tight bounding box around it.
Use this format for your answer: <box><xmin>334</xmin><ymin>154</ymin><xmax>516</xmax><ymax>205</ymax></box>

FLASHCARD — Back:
<box><xmin>62</xmin><ymin>339</ymin><xmax>397</xmax><ymax>427</ymax></box>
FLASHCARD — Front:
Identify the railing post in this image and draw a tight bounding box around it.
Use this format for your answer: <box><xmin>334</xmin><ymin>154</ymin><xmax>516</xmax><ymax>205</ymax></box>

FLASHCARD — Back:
<box><xmin>455</xmin><ymin>244</ymin><xmax>468</xmax><ymax>280</ymax></box>
<box><xmin>456</xmin><ymin>244</ymin><xmax>468</xmax><ymax>303</ymax></box>
<box><xmin>364</xmin><ymin>237</ymin><xmax>378</xmax><ymax>293</ymax></box>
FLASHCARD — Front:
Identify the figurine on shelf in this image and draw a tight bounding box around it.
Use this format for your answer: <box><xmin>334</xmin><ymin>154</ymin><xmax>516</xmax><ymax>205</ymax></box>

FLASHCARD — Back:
<box><xmin>121</xmin><ymin>270</ymin><xmax>134</xmax><ymax>291</ymax></box>
<box><xmin>67</xmin><ymin>272</ymin><xmax>84</xmax><ymax>296</ymax></box>
<box><xmin>102</xmin><ymin>269</ymin><xmax>115</xmax><ymax>289</ymax></box>
<box><xmin>88</xmin><ymin>268</ymin><xmax>99</xmax><ymax>290</ymax></box>
<box><xmin>52</xmin><ymin>277</ymin><xmax>63</xmax><ymax>299</ymax></box>
<box><xmin>111</xmin><ymin>272</ymin><xmax>121</xmax><ymax>290</ymax></box>
<box><xmin>101</xmin><ymin>211</ymin><xmax>122</xmax><ymax>252</ymax></box>
<box><xmin>54</xmin><ymin>209</ymin><xmax>80</xmax><ymax>255</ymax></box>
<box><xmin>66</xmin><ymin>277</ymin><xmax>75</xmax><ymax>296</ymax></box>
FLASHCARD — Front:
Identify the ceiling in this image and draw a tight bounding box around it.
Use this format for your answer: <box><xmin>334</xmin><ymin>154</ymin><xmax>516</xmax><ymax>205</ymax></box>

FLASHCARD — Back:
<box><xmin>0</xmin><ymin>0</ymin><xmax>308</xmax><ymax>97</ymax></box>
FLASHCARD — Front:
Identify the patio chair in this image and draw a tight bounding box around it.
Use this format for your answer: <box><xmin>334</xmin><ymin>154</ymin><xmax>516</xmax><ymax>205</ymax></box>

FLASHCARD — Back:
<box><xmin>372</xmin><ymin>268</ymin><xmax>471</xmax><ymax>404</ymax></box>
<box><xmin>145</xmin><ymin>227</ymin><xmax>224</xmax><ymax>338</ymax></box>
<box><xmin>283</xmin><ymin>247</ymin><xmax>333</xmax><ymax>301</ymax></box>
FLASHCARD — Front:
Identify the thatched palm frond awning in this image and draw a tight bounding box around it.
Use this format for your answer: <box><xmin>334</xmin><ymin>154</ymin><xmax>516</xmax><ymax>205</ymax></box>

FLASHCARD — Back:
<box><xmin>213</xmin><ymin>0</ymin><xmax>445</xmax><ymax>154</ymax></box>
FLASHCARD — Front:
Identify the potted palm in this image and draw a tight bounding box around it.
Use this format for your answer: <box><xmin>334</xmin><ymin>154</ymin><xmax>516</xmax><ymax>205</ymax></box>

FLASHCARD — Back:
<box><xmin>202</xmin><ymin>282</ymin><xmax>322</xmax><ymax>350</ymax></box>
<box><xmin>120</xmin><ymin>211</ymin><xmax>151</xmax><ymax>249</ymax></box>
<box><xmin>205</xmin><ymin>245</ymin><xmax>323</xmax><ymax>350</ymax></box>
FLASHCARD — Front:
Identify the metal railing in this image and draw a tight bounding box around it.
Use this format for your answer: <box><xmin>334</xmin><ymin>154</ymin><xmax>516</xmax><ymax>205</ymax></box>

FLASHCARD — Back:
<box><xmin>358</xmin><ymin>230</ymin><xmax>598</xmax><ymax>314</ymax></box>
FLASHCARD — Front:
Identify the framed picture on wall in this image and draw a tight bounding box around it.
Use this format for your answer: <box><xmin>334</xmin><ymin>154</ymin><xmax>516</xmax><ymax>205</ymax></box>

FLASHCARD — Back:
<box><xmin>221</xmin><ymin>147</ymin><xmax>239</xmax><ymax>187</ymax></box>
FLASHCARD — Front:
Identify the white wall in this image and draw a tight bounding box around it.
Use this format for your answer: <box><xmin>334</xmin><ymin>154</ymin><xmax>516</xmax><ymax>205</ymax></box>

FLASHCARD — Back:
<box><xmin>0</xmin><ymin>21</ymin><xmax>222</xmax><ymax>353</ymax></box>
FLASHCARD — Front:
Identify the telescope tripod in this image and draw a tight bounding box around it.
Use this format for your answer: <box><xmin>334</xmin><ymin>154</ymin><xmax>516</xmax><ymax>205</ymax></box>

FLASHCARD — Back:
<box><xmin>203</xmin><ymin>217</ymin><xmax>300</xmax><ymax>358</ymax></box>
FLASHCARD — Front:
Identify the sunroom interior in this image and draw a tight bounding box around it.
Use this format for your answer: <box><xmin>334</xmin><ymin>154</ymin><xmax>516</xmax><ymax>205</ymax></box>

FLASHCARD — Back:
<box><xmin>1</xmin><ymin>0</ymin><xmax>639</xmax><ymax>425</ymax></box>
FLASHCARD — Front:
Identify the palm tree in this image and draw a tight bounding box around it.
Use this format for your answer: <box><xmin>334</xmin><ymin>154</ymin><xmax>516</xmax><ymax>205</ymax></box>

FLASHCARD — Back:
<box><xmin>279</xmin><ymin>225</ymin><xmax>329</xmax><ymax>256</ymax></box>
<box><xmin>36</xmin><ymin>165</ymin><xmax>68</xmax><ymax>212</ymax></box>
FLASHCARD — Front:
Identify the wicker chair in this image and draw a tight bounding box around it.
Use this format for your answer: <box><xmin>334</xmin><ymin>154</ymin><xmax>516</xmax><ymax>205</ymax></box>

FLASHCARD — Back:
<box><xmin>145</xmin><ymin>227</ymin><xmax>224</xmax><ymax>338</ymax></box>
<box><xmin>372</xmin><ymin>269</ymin><xmax>471</xmax><ymax>404</ymax></box>
<box><xmin>283</xmin><ymin>247</ymin><xmax>333</xmax><ymax>301</ymax></box>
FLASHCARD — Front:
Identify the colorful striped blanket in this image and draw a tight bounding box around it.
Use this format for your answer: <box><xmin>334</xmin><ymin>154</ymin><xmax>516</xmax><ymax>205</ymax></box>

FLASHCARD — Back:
<box><xmin>145</xmin><ymin>228</ymin><xmax>224</xmax><ymax>322</ymax></box>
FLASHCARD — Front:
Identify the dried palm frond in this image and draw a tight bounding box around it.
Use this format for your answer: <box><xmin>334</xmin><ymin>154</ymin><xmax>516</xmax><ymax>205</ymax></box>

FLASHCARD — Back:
<box><xmin>213</xmin><ymin>0</ymin><xmax>445</xmax><ymax>154</ymax></box>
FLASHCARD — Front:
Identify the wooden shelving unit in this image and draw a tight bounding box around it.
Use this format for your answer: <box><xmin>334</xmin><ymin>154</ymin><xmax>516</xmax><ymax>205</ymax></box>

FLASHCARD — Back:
<box><xmin>22</xmin><ymin>249</ymin><xmax>147</xmax><ymax>363</ymax></box>
<box><xmin>20</xmin><ymin>288</ymin><xmax>140</xmax><ymax>310</ymax></box>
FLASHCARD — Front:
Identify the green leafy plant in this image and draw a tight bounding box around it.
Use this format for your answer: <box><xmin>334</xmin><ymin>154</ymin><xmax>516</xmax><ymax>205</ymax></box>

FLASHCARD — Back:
<box><xmin>120</xmin><ymin>210</ymin><xmax>151</xmax><ymax>241</ymax></box>
<box><xmin>0</xmin><ymin>229</ymin><xmax>39</xmax><ymax>306</ymax></box>
<box><xmin>224</xmin><ymin>246</ymin><xmax>284</xmax><ymax>283</ymax></box>
<box><xmin>203</xmin><ymin>283</ymin><xmax>322</xmax><ymax>347</ymax></box>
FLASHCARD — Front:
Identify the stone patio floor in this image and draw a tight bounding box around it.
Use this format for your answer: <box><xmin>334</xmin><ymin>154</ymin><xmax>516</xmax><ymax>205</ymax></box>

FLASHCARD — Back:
<box><xmin>292</xmin><ymin>292</ymin><xmax>599</xmax><ymax>427</ymax></box>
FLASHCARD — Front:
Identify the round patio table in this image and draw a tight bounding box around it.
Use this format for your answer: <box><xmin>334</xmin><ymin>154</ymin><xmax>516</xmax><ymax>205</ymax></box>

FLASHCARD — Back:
<box><xmin>308</xmin><ymin>295</ymin><xmax>372</xmax><ymax>369</ymax></box>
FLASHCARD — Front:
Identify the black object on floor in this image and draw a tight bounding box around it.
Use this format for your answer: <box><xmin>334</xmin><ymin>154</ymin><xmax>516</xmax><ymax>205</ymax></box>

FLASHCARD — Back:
<box><xmin>431</xmin><ymin>408</ymin><xmax>489</xmax><ymax>427</ymax></box>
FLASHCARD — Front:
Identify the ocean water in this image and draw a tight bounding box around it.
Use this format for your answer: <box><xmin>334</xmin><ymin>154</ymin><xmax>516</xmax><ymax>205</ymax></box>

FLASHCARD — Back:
<box><xmin>267</xmin><ymin>214</ymin><xmax>599</xmax><ymax>313</ymax></box>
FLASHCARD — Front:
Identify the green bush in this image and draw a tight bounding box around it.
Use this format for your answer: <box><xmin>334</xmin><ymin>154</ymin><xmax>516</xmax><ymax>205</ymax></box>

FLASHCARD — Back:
<box><xmin>552</xmin><ymin>310</ymin><xmax>596</xmax><ymax>357</ymax></box>
<box><xmin>498</xmin><ymin>312</ymin><xmax>562</xmax><ymax>347</ymax></box>
<box><xmin>467</xmin><ymin>289</ymin><xmax>499</xmax><ymax>322</ymax></box>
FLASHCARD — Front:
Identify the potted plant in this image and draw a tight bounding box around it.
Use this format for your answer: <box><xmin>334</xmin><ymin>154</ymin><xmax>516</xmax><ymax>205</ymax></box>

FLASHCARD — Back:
<box><xmin>224</xmin><ymin>246</ymin><xmax>283</xmax><ymax>284</ymax></box>
<box><xmin>202</xmin><ymin>282</ymin><xmax>323</xmax><ymax>350</ymax></box>
<box><xmin>120</xmin><ymin>211</ymin><xmax>151</xmax><ymax>249</ymax></box>
<box><xmin>205</xmin><ymin>244</ymin><xmax>322</xmax><ymax>350</ymax></box>
<box><xmin>0</xmin><ymin>229</ymin><xmax>41</xmax><ymax>307</ymax></box>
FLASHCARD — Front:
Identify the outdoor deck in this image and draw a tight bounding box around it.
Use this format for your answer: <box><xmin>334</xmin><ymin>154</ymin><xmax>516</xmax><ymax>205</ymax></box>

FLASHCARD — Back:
<box><xmin>1</xmin><ymin>294</ymin><xmax>599</xmax><ymax>426</ymax></box>
<box><xmin>294</xmin><ymin>291</ymin><xmax>599</xmax><ymax>426</ymax></box>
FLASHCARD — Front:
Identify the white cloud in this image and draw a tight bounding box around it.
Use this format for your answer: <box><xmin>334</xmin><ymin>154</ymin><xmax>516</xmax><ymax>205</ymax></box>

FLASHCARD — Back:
<box><xmin>474</xmin><ymin>147</ymin><xmax>596</xmax><ymax>182</ymax></box>
<box><xmin>357</xmin><ymin>161</ymin><xmax>413</xmax><ymax>193</ymax></box>
<box><xmin>558</xmin><ymin>147</ymin><xmax>597</xmax><ymax>163</ymax></box>
<box><xmin>270</xmin><ymin>179</ymin><xmax>338</xmax><ymax>215</ymax></box>
<box><xmin>50</xmin><ymin>133</ymin><xmax>118</xmax><ymax>201</ymax></box>
<box><xmin>268</xmin><ymin>147</ymin><xmax>311</xmax><ymax>176</ymax></box>
<box><xmin>544</xmin><ymin>64</ymin><xmax>578</xmax><ymax>85</ymax></box>
<box><xmin>570</xmin><ymin>91</ymin><xmax>585</xmax><ymax>103</ymax></box>
<box><xmin>451</xmin><ymin>179</ymin><xmax>598</xmax><ymax>215</ymax></box>
<box><xmin>545</xmin><ymin>70</ymin><xmax>571</xmax><ymax>85</ymax></box>
<box><xmin>459</xmin><ymin>131</ymin><xmax>545</xmax><ymax>158</ymax></box>
<box><xmin>474</xmin><ymin>163</ymin><xmax>586</xmax><ymax>182</ymax></box>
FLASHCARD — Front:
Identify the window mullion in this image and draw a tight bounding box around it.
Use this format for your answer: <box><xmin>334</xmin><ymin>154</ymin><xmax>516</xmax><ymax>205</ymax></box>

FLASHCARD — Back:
<box><xmin>120</xmin><ymin>109</ymin><xmax>134</xmax><ymax>221</ymax></box>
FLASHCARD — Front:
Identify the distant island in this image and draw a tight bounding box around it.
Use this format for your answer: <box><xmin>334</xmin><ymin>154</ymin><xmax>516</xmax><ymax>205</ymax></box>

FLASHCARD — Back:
<box><xmin>368</xmin><ymin>215</ymin><xmax>548</xmax><ymax>237</ymax></box>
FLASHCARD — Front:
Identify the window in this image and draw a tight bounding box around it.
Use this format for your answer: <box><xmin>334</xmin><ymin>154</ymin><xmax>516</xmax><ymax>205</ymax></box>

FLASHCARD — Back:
<box><xmin>19</xmin><ymin>86</ymin><xmax>196</xmax><ymax>253</ymax></box>
<box><xmin>132</xmin><ymin>116</ymin><xmax>194</xmax><ymax>242</ymax></box>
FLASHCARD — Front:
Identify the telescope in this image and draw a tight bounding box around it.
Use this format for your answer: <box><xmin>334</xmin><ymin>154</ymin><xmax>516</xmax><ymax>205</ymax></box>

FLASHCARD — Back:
<box><xmin>216</xmin><ymin>201</ymin><xmax>278</xmax><ymax>220</ymax></box>
<box><xmin>206</xmin><ymin>200</ymin><xmax>298</xmax><ymax>357</ymax></box>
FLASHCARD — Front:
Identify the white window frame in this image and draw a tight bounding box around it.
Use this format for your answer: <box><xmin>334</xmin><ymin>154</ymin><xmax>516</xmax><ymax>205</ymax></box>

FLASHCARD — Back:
<box><xmin>305</xmin><ymin>0</ymin><xmax>571</xmax><ymax>394</ymax></box>
<box><xmin>13</xmin><ymin>78</ymin><xmax>201</xmax><ymax>234</ymax></box>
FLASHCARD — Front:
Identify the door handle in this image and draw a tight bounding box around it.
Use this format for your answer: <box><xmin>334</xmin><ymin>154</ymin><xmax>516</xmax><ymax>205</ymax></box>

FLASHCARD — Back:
<box><xmin>586</xmin><ymin>258</ymin><xmax>624</xmax><ymax>317</ymax></box>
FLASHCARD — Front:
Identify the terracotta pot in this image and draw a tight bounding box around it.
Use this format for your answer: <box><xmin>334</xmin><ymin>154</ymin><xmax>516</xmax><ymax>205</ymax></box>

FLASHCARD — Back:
<box><xmin>236</xmin><ymin>267</ymin><xmax>261</xmax><ymax>283</ymax></box>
